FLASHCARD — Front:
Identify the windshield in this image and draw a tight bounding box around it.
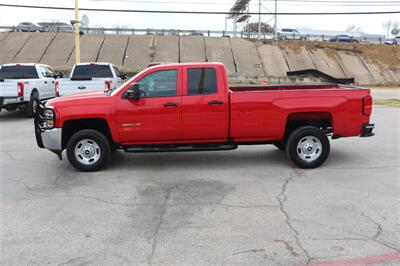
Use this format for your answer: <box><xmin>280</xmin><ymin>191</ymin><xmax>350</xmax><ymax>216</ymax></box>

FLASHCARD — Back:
<box><xmin>0</xmin><ymin>66</ymin><xmax>38</xmax><ymax>79</ymax></box>
<box><xmin>72</xmin><ymin>65</ymin><xmax>113</xmax><ymax>79</ymax></box>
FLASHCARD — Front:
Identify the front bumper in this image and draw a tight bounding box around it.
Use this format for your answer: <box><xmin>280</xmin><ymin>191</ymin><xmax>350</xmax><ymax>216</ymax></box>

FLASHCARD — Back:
<box><xmin>34</xmin><ymin>103</ymin><xmax>63</xmax><ymax>159</ymax></box>
<box><xmin>39</xmin><ymin>128</ymin><xmax>62</xmax><ymax>150</ymax></box>
<box><xmin>360</xmin><ymin>123</ymin><xmax>375</xmax><ymax>137</ymax></box>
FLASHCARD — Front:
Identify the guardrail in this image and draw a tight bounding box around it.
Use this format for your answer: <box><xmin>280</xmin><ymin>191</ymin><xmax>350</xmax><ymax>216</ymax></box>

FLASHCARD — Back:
<box><xmin>0</xmin><ymin>26</ymin><xmax>396</xmax><ymax>45</ymax></box>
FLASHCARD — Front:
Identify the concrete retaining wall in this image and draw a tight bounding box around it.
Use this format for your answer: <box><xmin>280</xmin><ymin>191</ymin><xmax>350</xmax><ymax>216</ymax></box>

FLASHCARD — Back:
<box><xmin>13</xmin><ymin>33</ymin><xmax>56</xmax><ymax>63</ymax></box>
<box><xmin>67</xmin><ymin>35</ymin><xmax>105</xmax><ymax>66</ymax></box>
<box><xmin>124</xmin><ymin>35</ymin><xmax>154</xmax><ymax>72</ymax></box>
<box><xmin>97</xmin><ymin>34</ymin><xmax>129</xmax><ymax>68</ymax></box>
<box><xmin>153</xmin><ymin>35</ymin><xmax>179</xmax><ymax>63</ymax></box>
<box><xmin>336</xmin><ymin>52</ymin><xmax>375</xmax><ymax>84</ymax></box>
<box><xmin>307</xmin><ymin>48</ymin><xmax>346</xmax><ymax>78</ymax></box>
<box><xmin>230</xmin><ymin>38</ymin><xmax>264</xmax><ymax>76</ymax></box>
<box><xmin>0</xmin><ymin>32</ymin><xmax>32</xmax><ymax>63</ymax></box>
<box><xmin>40</xmin><ymin>33</ymin><xmax>75</xmax><ymax>68</ymax></box>
<box><xmin>204</xmin><ymin>37</ymin><xmax>236</xmax><ymax>75</ymax></box>
<box><xmin>282</xmin><ymin>46</ymin><xmax>316</xmax><ymax>71</ymax></box>
<box><xmin>0</xmin><ymin>32</ymin><xmax>398</xmax><ymax>85</ymax></box>
<box><xmin>180</xmin><ymin>36</ymin><xmax>206</xmax><ymax>62</ymax></box>
<box><xmin>257</xmin><ymin>45</ymin><xmax>288</xmax><ymax>77</ymax></box>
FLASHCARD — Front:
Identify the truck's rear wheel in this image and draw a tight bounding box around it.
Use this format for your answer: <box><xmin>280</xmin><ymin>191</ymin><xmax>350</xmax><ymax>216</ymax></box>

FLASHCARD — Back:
<box><xmin>26</xmin><ymin>93</ymin><xmax>39</xmax><ymax>117</ymax></box>
<box><xmin>286</xmin><ymin>126</ymin><xmax>330</xmax><ymax>168</ymax></box>
<box><xmin>66</xmin><ymin>129</ymin><xmax>111</xmax><ymax>172</ymax></box>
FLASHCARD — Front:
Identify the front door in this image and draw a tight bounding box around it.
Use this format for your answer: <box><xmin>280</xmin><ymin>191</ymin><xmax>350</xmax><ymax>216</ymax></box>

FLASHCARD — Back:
<box><xmin>116</xmin><ymin>68</ymin><xmax>182</xmax><ymax>144</ymax></box>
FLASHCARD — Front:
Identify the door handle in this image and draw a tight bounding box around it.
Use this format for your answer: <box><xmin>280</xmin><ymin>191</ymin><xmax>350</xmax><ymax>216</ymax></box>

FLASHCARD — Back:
<box><xmin>208</xmin><ymin>100</ymin><xmax>223</xmax><ymax>105</ymax></box>
<box><xmin>78</xmin><ymin>86</ymin><xmax>86</xmax><ymax>90</ymax></box>
<box><xmin>163</xmin><ymin>102</ymin><xmax>179</xmax><ymax>107</ymax></box>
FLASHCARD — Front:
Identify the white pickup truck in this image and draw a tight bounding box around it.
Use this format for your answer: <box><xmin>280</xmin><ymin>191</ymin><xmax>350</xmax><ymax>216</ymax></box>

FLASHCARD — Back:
<box><xmin>56</xmin><ymin>63</ymin><xmax>127</xmax><ymax>97</ymax></box>
<box><xmin>0</xmin><ymin>63</ymin><xmax>58</xmax><ymax>117</ymax></box>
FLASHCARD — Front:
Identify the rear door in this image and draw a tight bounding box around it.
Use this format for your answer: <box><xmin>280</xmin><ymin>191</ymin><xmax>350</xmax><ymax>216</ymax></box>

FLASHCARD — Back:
<box><xmin>181</xmin><ymin>66</ymin><xmax>229</xmax><ymax>141</ymax></box>
<box><xmin>37</xmin><ymin>65</ymin><xmax>53</xmax><ymax>99</ymax></box>
<box><xmin>116</xmin><ymin>66</ymin><xmax>182</xmax><ymax>143</ymax></box>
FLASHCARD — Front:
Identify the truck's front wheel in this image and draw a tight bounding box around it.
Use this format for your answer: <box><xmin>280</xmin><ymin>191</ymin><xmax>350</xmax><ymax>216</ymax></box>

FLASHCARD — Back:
<box><xmin>26</xmin><ymin>93</ymin><xmax>39</xmax><ymax>117</ymax></box>
<box><xmin>66</xmin><ymin>129</ymin><xmax>111</xmax><ymax>172</ymax></box>
<box><xmin>286</xmin><ymin>126</ymin><xmax>330</xmax><ymax>168</ymax></box>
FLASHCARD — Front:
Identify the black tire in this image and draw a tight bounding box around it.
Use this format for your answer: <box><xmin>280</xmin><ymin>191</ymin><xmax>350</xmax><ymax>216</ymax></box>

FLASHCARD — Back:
<box><xmin>66</xmin><ymin>129</ymin><xmax>111</xmax><ymax>172</ymax></box>
<box><xmin>25</xmin><ymin>92</ymin><xmax>39</xmax><ymax>117</ymax></box>
<box><xmin>286</xmin><ymin>126</ymin><xmax>330</xmax><ymax>168</ymax></box>
<box><xmin>273</xmin><ymin>140</ymin><xmax>286</xmax><ymax>151</ymax></box>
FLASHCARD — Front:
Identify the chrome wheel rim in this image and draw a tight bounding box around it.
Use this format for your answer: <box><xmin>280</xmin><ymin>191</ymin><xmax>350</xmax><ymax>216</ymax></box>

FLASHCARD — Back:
<box><xmin>296</xmin><ymin>136</ymin><xmax>322</xmax><ymax>162</ymax></box>
<box><xmin>74</xmin><ymin>139</ymin><xmax>101</xmax><ymax>165</ymax></box>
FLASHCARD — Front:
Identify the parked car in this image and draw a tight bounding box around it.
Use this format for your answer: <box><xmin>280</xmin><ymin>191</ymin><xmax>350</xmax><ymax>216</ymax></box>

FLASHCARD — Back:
<box><xmin>15</xmin><ymin>22</ymin><xmax>43</xmax><ymax>32</ymax></box>
<box><xmin>329</xmin><ymin>35</ymin><xmax>359</xmax><ymax>43</ymax></box>
<box><xmin>393</xmin><ymin>36</ymin><xmax>400</xmax><ymax>45</ymax></box>
<box><xmin>56</xmin><ymin>63</ymin><xmax>127</xmax><ymax>97</ymax></box>
<box><xmin>278</xmin><ymin>28</ymin><xmax>304</xmax><ymax>40</ymax></box>
<box><xmin>0</xmin><ymin>63</ymin><xmax>58</xmax><ymax>117</ymax></box>
<box><xmin>35</xmin><ymin>62</ymin><xmax>374</xmax><ymax>171</ymax></box>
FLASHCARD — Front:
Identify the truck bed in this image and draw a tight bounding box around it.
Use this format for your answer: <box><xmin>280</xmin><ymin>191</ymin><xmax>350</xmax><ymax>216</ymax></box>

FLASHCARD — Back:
<box><xmin>228</xmin><ymin>83</ymin><xmax>371</xmax><ymax>142</ymax></box>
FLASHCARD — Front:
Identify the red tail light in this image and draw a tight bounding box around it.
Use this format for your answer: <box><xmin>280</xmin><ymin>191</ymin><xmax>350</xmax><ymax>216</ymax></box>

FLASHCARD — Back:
<box><xmin>105</xmin><ymin>80</ymin><xmax>111</xmax><ymax>91</ymax></box>
<box><xmin>17</xmin><ymin>82</ymin><xmax>24</xmax><ymax>97</ymax></box>
<box><xmin>362</xmin><ymin>95</ymin><xmax>372</xmax><ymax>115</ymax></box>
<box><xmin>55</xmin><ymin>81</ymin><xmax>59</xmax><ymax>97</ymax></box>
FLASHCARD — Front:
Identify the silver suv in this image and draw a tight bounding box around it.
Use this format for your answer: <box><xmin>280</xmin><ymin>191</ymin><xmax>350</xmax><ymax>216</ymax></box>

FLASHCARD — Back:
<box><xmin>15</xmin><ymin>22</ymin><xmax>42</xmax><ymax>32</ymax></box>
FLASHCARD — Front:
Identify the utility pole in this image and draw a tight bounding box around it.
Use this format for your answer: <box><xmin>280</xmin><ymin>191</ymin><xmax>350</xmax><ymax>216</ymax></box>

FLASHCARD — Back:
<box><xmin>74</xmin><ymin>0</ymin><xmax>81</xmax><ymax>64</ymax></box>
<box><xmin>273</xmin><ymin>0</ymin><xmax>277</xmax><ymax>41</ymax></box>
<box><xmin>258</xmin><ymin>0</ymin><xmax>261</xmax><ymax>40</ymax></box>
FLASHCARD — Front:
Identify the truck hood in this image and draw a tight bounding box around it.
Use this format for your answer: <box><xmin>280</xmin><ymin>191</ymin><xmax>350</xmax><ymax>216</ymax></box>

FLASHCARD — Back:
<box><xmin>46</xmin><ymin>90</ymin><xmax>111</xmax><ymax>108</ymax></box>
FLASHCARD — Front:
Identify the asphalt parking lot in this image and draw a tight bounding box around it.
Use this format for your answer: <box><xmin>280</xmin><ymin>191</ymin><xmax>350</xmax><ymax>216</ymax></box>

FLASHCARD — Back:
<box><xmin>0</xmin><ymin>104</ymin><xmax>399</xmax><ymax>265</ymax></box>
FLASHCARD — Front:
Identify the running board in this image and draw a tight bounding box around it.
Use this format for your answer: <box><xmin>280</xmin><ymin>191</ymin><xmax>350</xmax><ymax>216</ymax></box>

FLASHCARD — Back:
<box><xmin>124</xmin><ymin>143</ymin><xmax>238</xmax><ymax>153</ymax></box>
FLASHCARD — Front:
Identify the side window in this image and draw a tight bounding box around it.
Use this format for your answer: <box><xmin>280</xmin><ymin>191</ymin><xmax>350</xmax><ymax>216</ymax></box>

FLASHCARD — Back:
<box><xmin>137</xmin><ymin>70</ymin><xmax>177</xmax><ymax>97</ymax></box>
<box><xmin>187</xmin><ymin>68</ymin><xmax>217</xmax><ymax>95</ymax></box>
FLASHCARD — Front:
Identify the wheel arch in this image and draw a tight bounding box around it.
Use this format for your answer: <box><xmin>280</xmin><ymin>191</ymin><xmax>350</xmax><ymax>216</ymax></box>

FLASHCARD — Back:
<box><xmin>62</xmin><ymin>118</ymin><xmax>114</xmax><ymax>149</ymax></box>
<box><xmin>283</xmin><ymin>112</ymin><xmax>333</xmax><ymax>139</ymax></box>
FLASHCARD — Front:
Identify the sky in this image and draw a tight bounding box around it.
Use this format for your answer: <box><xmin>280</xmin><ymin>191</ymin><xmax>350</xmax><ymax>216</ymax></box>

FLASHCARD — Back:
<box><xmin>0</xmin><ymin>0</ymin><xmax>399</xmax><ymax>36</ymax></box>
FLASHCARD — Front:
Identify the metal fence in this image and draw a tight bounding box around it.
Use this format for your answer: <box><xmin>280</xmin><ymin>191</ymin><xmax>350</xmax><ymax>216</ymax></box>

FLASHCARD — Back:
<box><xmin>0</xmin><ymin>26</ymin><xmax>396</xmax><ymax>45</ymax></box>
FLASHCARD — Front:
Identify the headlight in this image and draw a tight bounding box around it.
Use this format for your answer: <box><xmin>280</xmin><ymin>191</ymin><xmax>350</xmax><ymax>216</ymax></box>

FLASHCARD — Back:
<box><xmin>42</xmin><ymin>108</ymin><xmax>55</xmax><ymax>129</ymax></box>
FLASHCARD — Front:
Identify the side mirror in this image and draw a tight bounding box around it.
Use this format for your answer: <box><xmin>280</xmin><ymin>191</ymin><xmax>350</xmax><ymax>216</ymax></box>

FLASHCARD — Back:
<box><xmin>120</xmin><ymin>73</ymin><xmax>127</xmax><ymax>80</ymax></box>
<box><xmin>55</xmin><ymin>72</ymin><xmax>64</xmax><ymax>78</ymax></box>
<box><xmin>125</xmin><ymin>84</ymin><xmax>141</xmax><ymax>100</ymax></box>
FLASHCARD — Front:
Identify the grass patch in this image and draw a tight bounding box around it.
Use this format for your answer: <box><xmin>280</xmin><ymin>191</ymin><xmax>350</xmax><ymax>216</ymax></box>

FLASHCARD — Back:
<box><xmin>374</xmin><ymin>99</ymin><xmax>400</xmax><ymax>107</ymax></box>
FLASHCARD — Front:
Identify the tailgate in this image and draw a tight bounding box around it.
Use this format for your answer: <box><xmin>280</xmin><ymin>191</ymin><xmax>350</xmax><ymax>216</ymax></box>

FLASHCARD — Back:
<box><xmin>58</xmin><ymin>79</ymin><xmax>105</xmax><ymax>96</ymax></box>
<box><xmin>0</xmin><ymin>80</ymin><xmax>18</xmax><ymax>97</ymax></box>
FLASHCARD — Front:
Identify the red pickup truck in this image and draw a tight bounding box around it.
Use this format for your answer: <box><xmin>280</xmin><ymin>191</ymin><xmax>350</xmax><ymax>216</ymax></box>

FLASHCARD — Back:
<box><xmin>34</xmin><ymin>62</ymin><xmax>374</xmax><ymax>171</ymax></box>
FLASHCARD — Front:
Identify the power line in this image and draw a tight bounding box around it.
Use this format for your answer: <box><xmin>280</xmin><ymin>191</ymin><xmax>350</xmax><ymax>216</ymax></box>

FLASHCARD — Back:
<box><xmin>87</xmin><ymin>0</ymin><xmax>400</xmax><ymax>6</ymax></box>
<box><xmin>0</xmin><ymin>3</ymin><xmax>399</xmax><ymax>15</ymax></box>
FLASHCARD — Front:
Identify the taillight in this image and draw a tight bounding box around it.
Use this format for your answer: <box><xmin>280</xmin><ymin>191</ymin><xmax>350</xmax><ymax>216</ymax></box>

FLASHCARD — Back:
<box><xmin>17</xmin><ymin>82</ymin><xmax>24</xmax><ymax>97</ymax></box>
<box><xmin>55</xmin><ymin>81</ymin><xmax>59</xmax><ymax>97</ymax></box>
<box><xmin>105</xmin><ymin>80</ymin><xmax>111</xmax><ymax>91</ymax></box>
<box><xmin>362</xmin><ymin>95</ymin><xmax>372</xmax><ymax>115</ymax></box>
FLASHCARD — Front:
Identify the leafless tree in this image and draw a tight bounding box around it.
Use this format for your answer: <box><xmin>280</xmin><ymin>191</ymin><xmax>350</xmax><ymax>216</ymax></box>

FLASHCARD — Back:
<box><xmin>243</xmin><ymin>22</ymin><xmax>273</xmax><ymax>33</ymax></box>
